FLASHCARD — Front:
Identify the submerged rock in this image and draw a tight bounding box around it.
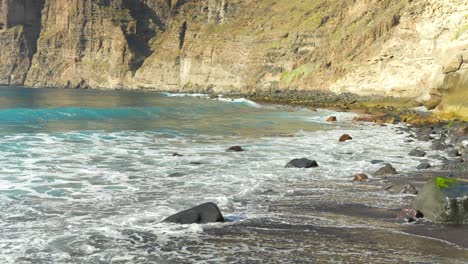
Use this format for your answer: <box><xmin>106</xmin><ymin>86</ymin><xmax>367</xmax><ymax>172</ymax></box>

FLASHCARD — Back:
<box><xmin>352</xmin><ymin>173</ymin><xmax>369</xmax><ymax>182</ymax></box>
<box><xmin>374</xmin><ymin>163</ymin><xmax>398</xmax><ymax>176</ymax></box>
<box><xmin>339</xmin><ymin>134</ymin><xmax>352</xmax><ymax>142</ymax></box>
<box><xmin>447</xmin><ymin>148</ymin><xmax>461</xmax><ymax>157</ymax></box>
<box><xmin>417</xmin><ymin>162</ymin><xmax>431</xmax><ymax>170</ymax></box>
<box><xmin>168</xmin><ymin>172</ymin><xmax>186</xmax><ymax>178</ymax></box>
<box><xmin>409</xmin><ymin>148</ymin><xmax>426</xmax><ymax>157</ymax></box>
<box><xmin>285</xmin><ymin>158</ymin><xmax>319</xmax><ymax>168</ymax></box>
<box><xmin>413</xmin><ymin>177</ymin><xmax>468</xmax><ymax>224</ymax></box>
<box><xmin>383</xmin><ymin>183</ymin><xmax>418</xmax><ymax>194</ymax></box>
<box><xmin>163</xmin><ymin>202</ymin><xmax>225</xmax><ymax>224</ymax></box>
<box><xmin>227</xmin><ymin>146</ymin><xmax>245</xmax><ymax>152</ymax></box>
<box><xmin>326</xmin><ymin>116</ymin><xmax>337</xmax><ymax>122</ymax></box>
<box><xmin>431</xmin><ymin>140</ymin><xmax>447</xmax><ymax>150</ymax></box>
<box><xmin>172</xmin><ymin>153</ymin><xmax>184</xmax><ymax>157</ymax></box>
<box><xmin>370</xmin><ymin>160</ymin><xmax>385</xmax><ymax>164</ymax></box>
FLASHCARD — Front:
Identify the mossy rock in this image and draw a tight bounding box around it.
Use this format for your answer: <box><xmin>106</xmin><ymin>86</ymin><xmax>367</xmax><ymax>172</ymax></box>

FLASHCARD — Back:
<box><xmin>413</xmin><ymin>177</ymin><xmax>468</xmax><ymax>224</ymax></box>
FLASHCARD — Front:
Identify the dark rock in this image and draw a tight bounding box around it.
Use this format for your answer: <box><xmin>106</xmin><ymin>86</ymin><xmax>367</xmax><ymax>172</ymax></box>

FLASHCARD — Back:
<box><xmin>400</xmin><ymin>183</ymin><xmax>418</xmax><ymax>195</ymax></box>
<box><xmin>383</xmin><ymin>184</ymin><xmax>394</xmax><ymax>191</ymax></box>
<box><xmin>262</xmin><ymin>189</ymin><xmax>278</xmax><ymax>195</ymax></box>
<box><xmin>409</xmin><ymin>148</ymin><xmax>426</xmax><ymax>157</ymax></box>
<box><xmin>168</xmin><ymin>172</ymin><xmax>186</xmax><ymax>178</ymax></box>
<box><xmin>416</xmin><ymin>162</ymin><xmax>431</xmax><ymax>170</ymax></box>
<box><xmin>447</xmin><ymin>148</ymin><xmax>461</xmax><ymax>157</ymax></box>
<box><xmin>163</xmin><ymin>202</ymin><xmax>224</xmax><ymax>224</ymax></box>
<box><xmin>352</xmin><ymin>173</ymin><xmax>369</xmax><ymax>182</ymax></box>
<box><xmin>451</xmin><ymin>157</ymin><xmax>464</xmax><ymax>163</ymax></box>
<box><xmin>326</xmin><ymin>116</ymin><xmax>337</xmax><ymax>122</ymax></box>
<box><xmin>398</xmin><ymin>208</ymin><xmax>424</xmax><ymax>223</ymax></box>
<box><xmin>172</xmin><ymin>153</ymin><xmax>184</xmax><ymax>157</ymax></box>
<box><xmin>413</xmin><ymin>177</ymin><xmax>468</xmax><ymax>224</ymax></box>
<box><xmin>339</xmin><ymin>134</ymin><xmax>352</xmax><ymax>142</ymax></box>
<box><xmin>227</xmin><ymin>146</ymin><xmax>245</xmax><ymax>152</ymax></box>
<box><xmin>189</xmin><ymin>161</ymin><xmax>203</xmax><ymax>165</ymax></box>
<box><xmin>370</xmin><ymin>160</ymin><xmax>385</xmax><ymax>164</ymax></box>
<box><xmin>374</xmin><ymin>163</ymin><xmax>398</xmax><ymax>176</ymax></box>
<box><xmin>285</xmin><ymin>158</ymin><xmax>319</xmax><ymax>168</ymax></box>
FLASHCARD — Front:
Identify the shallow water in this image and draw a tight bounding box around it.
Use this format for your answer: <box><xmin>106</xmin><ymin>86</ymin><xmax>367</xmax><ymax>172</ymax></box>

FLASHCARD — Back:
<box><xmin>0</xmin><ymin>87</ymin><xmax>466</xmax><ymax>263</ymax></box>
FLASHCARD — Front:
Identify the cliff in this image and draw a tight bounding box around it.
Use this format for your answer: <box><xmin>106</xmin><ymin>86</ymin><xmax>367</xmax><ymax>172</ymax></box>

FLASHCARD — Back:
<box><xmin>0</xmin><ymin>0</ymin><xmax>467</xmax><ymax>119</ymax></box>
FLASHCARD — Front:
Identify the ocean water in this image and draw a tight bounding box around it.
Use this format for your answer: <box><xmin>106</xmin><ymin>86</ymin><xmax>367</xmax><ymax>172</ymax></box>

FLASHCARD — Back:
<box><xmin>0</xmin><ymin>87</ymin><xmax>466</xmax><ymax>263</ymax></box>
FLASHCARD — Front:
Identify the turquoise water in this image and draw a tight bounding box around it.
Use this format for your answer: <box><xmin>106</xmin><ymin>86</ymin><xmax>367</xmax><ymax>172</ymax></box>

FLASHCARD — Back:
<box><xmin>0</xmin><ymin>87</ymin><xmax>325</xmax><ymax>135</ymax></box>
<box><xmin>0</xmin><ymin>87</ymin><xmax>463</xmax><ymax>263</ymax></box>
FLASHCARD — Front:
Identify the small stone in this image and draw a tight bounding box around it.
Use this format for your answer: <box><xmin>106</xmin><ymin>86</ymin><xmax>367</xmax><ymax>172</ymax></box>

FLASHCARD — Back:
<box><xmin>374</xmin><ymin>163</ymin><xmax>398</xmax><ymax>176</ymax></box>
<box><xmin>326</xmin><ymin>116</ymin><xmax>337</xmax><ymax>122</ymax></box>
<box><xmin>285</xmin><ymin>158</ymin><xmax>318</xmax><ymax>168</ymax></box>
<box><xmin>400</xmin><ymin>183</ymin><xmax>418</xmax><ymax>195</ymax></box>
<box><xmin>227</xmin><ymin>146</ymin><xmax>245</xmax><ymax>152</ymax></box>
<box><xmin>370</xmin><ymin>160</ymin><xmax>385</xmax><ymax>164</ymax></box>
<box><xmin>172</xmin><ymin>153</ymin><xmax>184</xmax><ymax>157</ymax></box>
<box><xmin>352</xmin><ymin>173</ymin><xmax>369</xmax><ymax>182</ymax></box>
<box><xmin>398</xmin><ymin>208</ymin><xmax>424</xmax><ymax>223</ymax></box>
<box><xmin>416</xmin><ymin>162</ymin><xmax>431</xmax><ymax>170</ymax></box>
<box><xmin>409</xmin><ymin>148</ymin><xmax>426</xmax><ymax>157</ymax></box>
<box><xmin>339</xmin><ymin>134</ymin><xmax>352</xmax><ymax>142</ymax></box>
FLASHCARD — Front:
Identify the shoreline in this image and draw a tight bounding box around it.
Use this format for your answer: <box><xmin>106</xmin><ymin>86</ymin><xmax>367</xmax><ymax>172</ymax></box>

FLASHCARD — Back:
<box><xmin>157</xmin><ymin>120</ymin><xmax>468</xmax><ymax>262</ymax></box>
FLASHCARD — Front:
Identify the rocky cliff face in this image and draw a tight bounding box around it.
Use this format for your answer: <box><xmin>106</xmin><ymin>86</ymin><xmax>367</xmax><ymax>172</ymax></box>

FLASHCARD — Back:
<box><xmin>0</xmin><ymin>0</ymin><xmax>466</xmax><ymax>118</ymax></box>
<box><xmin>0</xmin><ymin>0</ymin><xmax>43</xmax><ymax>85</ymax></box>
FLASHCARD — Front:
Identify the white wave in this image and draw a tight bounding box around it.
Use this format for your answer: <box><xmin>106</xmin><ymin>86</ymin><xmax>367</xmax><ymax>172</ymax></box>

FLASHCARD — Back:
<box><xmin>160</xmin><ymin>92</ymin><xmax>209</xmax><ymax>98</ymax></box>
<box><xmin>215</xmin><ymin>97</ymin><xmax>263</xmax><ymax>108</ymax></box>
<box><xmin>0</xmin><ymin>112</ymin><xmax>449</xmax><ymax>263</ymax></box>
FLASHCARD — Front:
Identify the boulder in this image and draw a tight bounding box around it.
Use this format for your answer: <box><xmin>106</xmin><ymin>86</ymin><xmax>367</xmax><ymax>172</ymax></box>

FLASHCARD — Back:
<box><xmin>409</xmin><ymin>148</ymin><xmax>426</xmax><ymax>157</ymax></box>
<box><xmin>374</xmin><ymin>163</ymin><xmax>398</xmax><ymax>176</ymax></box>
<box><xmin>227</xmin><ymin>146</ymin><xmax>245</xmax><ymax>152</ymax></box>
<box><xmin>339</xmin><ymin>134</ymin><xmax>352</xmax><ymax>142</ymax></box>
<box><xmin>413</xmin><ymin>177</ymin><xmax>468</xmax><ymax>224</ymax></box>
<box><xmin>163</xmin><ymin>202</ymin><xmax>225</xmax><ymax>224</ymax></box>
<box><xmin>416</xmin><ymin>162</ymin><xmax>431</xmax><ymax>170</ymax></box>
<box><xmin>442</xmin><ymin>54</ymin><xmax>463</xmax><ymax>74</ymax></box>
<box><xmin>352</xmin><ymin>173</ymin><xmax>369</xmax><ymax>182</ymax></box>
<box><xmin>285</xmin><ymin>158</ymin><xmax>319</xmax><ymax>168</ymax></box>
<box><xmin>326</xmin><ymin>116</ymin><xmax>337</xmax><ymax>122</ymax></box>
